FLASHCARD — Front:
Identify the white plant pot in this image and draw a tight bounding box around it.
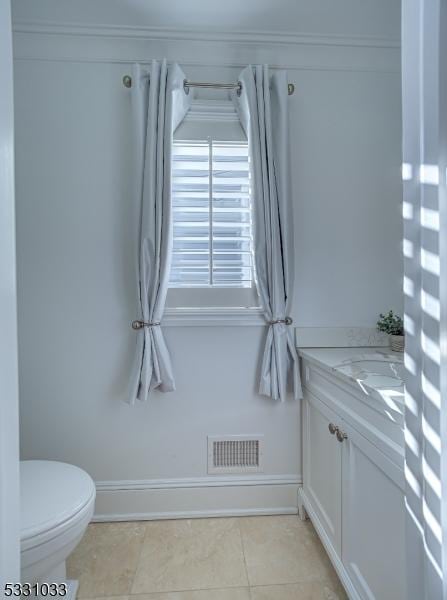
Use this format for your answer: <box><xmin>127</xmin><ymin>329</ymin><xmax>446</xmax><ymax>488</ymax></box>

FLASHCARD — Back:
<box><xmin>390</xmin><ymin>334</ymin><xmax>404</xmax><ymax>352</ymax></box>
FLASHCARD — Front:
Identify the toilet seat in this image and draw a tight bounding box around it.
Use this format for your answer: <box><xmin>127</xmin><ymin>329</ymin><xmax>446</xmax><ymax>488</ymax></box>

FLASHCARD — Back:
<box><xmin>20</xmin><ymin>460</ymin><xmax>95</xmax><ymax>589</ymax></box>
<box><xmin>20</xmin><ymin>460</ymin><xmax>95</xmax><ymax>551</ymax></box>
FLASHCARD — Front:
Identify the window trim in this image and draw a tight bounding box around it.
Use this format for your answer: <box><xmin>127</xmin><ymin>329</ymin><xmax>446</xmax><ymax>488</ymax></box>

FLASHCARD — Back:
<box><xmin>162</xmin><ymin>306</ymin><xmax>265</xmax><ymax>327</ymax></box>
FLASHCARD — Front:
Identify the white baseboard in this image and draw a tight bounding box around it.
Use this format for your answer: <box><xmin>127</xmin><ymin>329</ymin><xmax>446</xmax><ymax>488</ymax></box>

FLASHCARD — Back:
<box><xmin>93</xmin><ymin>475</ymin><xmax>300</xmax><ymax>521</ymax></box>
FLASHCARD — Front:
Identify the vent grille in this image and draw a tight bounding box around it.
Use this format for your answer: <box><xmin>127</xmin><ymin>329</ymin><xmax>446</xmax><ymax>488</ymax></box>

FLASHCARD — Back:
<box><xmin>208</xmin><ymin>435</ymin><xmax>264</xmax><ymax>474</ymax></box>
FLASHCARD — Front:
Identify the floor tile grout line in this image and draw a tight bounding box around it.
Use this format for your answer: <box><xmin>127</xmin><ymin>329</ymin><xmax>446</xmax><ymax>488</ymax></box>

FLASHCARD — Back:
<box><xmin>79</xmin><ymin>588</ymin><xmax>253</xmax><ymax>600</ymax></box>
<box><xmin>237</xmin><ymin>518</ymin><xmax>252</xmax><ymax>589</ymax></box>
<box><xmin>79</xmin><ymin>582</ymin><xmax>342</xmax><ymax>600</ymax></box>
<box><xmin>127</xmin><ymin>583</ymin><xmax>251</xmax><ymax>596</ymax></box>
<box><xmin>127</xmin><ymin>521</ymin><xmax>151</xmax><ymax>597</ymax></box>
<box><xmin>79</xmin><ymin>587</ymin><xmax>254</xmax><ymax>600</ymax></box>
<box><xmin>128</xmin><ymin>589</ymin><xmax>252</xmax><ymax>598</ymax></box>
<box><xmin>128</xmin><ymin>517</ymin><xmax>251</xmax><ymax>596</ymax></box>
<box><xmin>250</xmin><ymin>582</ymin><xmax>315</xmax><ymax>589</ymax></box>
<box><xmin>249</xmin><ymin>581</ymin><xmax>348</xmax><ymax>599</ymax></box>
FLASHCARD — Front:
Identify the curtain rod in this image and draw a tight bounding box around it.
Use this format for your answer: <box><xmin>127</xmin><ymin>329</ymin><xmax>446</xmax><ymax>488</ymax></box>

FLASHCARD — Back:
<box><xmin>122</xmin><ymin>75</ymin><xmax>295</xmax><ymax>96</ymax></box>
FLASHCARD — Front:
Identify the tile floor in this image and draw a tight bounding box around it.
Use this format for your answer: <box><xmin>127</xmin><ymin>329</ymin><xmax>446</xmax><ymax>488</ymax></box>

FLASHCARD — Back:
<box><xmin>67</xmin><ymin>515</ymin><xmax>347</xmax><ymax>600</ymax></box>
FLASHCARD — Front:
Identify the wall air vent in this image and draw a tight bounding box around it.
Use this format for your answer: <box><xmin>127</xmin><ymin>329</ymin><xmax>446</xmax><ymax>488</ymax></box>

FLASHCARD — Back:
<box><xmin>207</xmin><ymin>435</ymin><xmax>264</xmax><ymax>474</ymax></box>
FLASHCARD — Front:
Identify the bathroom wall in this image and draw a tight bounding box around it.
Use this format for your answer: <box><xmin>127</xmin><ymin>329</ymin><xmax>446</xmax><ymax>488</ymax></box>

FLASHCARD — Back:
<box><xmin>0</xmin><ymin>0</ymin><xmax>20</xmax><ymax>581</ymax></box>
<box><xmin>12</xmin><ymin>0</ymin><xmax>402</xmax><ymax>518</ymax></box>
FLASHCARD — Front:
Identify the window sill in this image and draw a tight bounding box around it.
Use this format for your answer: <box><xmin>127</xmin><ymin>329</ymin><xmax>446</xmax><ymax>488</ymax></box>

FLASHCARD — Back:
<box><xmin>162</xmin><ymin>306</ymin><xmax>265</xmax><ymax>327</ymax></box>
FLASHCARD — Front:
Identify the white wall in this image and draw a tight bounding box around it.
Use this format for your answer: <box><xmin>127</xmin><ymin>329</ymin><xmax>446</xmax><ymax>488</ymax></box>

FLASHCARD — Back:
<box><xmin>402</xmin><ymin>1</ymin><xmax>447</xmax><ymax>597</ymax></box>
<box><xmin>11</xmin><ymin>0</ymin><xmax>401</xmax><ymax>40</ymax></box>
<box><xmin>0</xmin><ymin>0</ymin><xmax>20</xmax><ymax>583</ymax></box>
<box><xmin>12</xmin><ymin>6</ymin><xmax>402</xmax><ymax>518</ymax></box>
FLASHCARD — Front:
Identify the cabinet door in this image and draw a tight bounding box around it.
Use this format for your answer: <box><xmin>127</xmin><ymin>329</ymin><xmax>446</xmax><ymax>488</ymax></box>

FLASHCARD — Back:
<box><xmin>341</xmin><ymin>421</ymin><xmax>406</xmax><ymax>600</ymax></box>
<box><xmin>303</xmin><ymin>390</ymin><xmax>342</xmax><ymax>556</ymax></box>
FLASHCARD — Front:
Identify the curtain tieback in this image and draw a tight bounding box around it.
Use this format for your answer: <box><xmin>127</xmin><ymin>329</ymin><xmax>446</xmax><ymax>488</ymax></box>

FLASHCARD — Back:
<box><xmin>269</xmin><ymin>317</ymin><xmax>293</xmax><ymax>326</ymax></box>
<box><xmin>131</xmin><ymin>320</ymin><xmax>161</xmax><ymax>330</ymax></box>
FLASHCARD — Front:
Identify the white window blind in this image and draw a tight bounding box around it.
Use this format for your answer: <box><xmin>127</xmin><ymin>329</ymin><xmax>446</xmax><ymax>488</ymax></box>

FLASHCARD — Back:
<box><xmin>170</xmin><ymin>139</ymin><xmax>253</xmax><ymax>288</ymax></box>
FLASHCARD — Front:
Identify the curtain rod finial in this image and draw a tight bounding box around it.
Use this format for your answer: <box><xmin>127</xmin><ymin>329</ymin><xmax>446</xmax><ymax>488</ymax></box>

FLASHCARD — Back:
<box><xmin>123</xmin><ymin>75</ymin><xmax>132</xmax><ymax>88</ymax></box>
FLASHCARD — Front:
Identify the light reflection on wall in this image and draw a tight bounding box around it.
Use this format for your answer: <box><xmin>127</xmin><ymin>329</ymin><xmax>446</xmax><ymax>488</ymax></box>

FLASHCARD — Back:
<box><xmin>403</xmin><ymin>153</ymin><xmax>443</xmax><ymax>595</ymax></box>
<box><xmin>401</xmin><ymin>5</ymin><xmax>447</xmax><ymax>595</ymax></box>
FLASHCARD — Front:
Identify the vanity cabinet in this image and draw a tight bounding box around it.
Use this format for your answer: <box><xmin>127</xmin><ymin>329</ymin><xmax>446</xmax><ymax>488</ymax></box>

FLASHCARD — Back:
<box><xmin>341</xmin><ymin>419</ymin><xmax>406</xmax><ymax>600</ymax></box>
<box><xmin>299</xmin><ymin>358</ymin><xmax>406</xmax><ymax>600</ymax></box>
<box><xmin>303</xmin><ymin>391</ymin><xmax>342</xmax><ymax>556</ymax></box>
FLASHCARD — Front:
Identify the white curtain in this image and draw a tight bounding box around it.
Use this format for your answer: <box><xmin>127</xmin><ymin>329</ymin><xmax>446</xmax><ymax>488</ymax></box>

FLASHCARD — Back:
<box><xmin>233</xmin><ymin>65</ymin><xmax>302</xmax><ymax>402</ymax></box>
<box><xmin>129</xmin><ymin>60</ymin><xmax>191</xmax><ymax>404</ymax></box>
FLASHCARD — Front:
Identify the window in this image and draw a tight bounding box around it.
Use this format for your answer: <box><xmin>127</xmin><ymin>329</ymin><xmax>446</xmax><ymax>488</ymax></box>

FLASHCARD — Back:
<box><xmin>169</xmin><ymin>139</ymin><xmax>253</xmax><ymax>289</ymax></box>
<box><xmin>165</xmin><ymin>100</ymin><xmax>260</xmax><ymax>315</ymax></box>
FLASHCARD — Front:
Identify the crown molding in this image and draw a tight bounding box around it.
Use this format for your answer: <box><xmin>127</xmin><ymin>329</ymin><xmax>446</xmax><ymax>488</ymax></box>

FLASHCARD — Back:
<box><xmin>12</xmin><ymin>20</ymin><xmax>401</xmax><ymax>75</ymax></box>
<box><xmin>12</xmin><ymin>20</ymin><xmax>400</xmax><ymax>49</ymax></box>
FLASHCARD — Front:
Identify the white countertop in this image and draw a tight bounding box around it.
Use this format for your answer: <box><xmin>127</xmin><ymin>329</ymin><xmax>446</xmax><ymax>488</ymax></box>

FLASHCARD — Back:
<box><xmin>298</xmin><ymin>346</ymin><xmax>401</xmax><ymax>369</ymax></box>
<box><xmin>298</xmin><ymin>347</ymin><xmax>405</xmax><ymax>419</ymax></box>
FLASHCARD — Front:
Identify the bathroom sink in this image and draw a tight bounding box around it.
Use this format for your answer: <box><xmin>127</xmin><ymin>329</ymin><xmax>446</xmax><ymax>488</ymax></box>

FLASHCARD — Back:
<box><xmin>333</xmin><ymin>355</ymin><xmax>406</xmax><ymax>390</ymax></box>
<box><xmin>346</xmin><ymin>359</ymin><xmax>405</xmax><ymax>381</ymax></box>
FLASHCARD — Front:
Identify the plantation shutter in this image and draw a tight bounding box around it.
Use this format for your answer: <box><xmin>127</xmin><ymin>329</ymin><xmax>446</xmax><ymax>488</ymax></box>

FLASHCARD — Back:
<box><xmin>170</xmin><ymin>140</ymin><xmax>253</xmax><ymax>288</ymax></box>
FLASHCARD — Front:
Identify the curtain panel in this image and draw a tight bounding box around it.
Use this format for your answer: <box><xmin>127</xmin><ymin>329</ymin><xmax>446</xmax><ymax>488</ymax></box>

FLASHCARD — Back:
<box><xmin>128</xmin><ymin>60</ymin><xmax>191</xmax><ymax>404</ymax></box>
<box><xmin>233</xmin><ymin>65</ymin><xmax>302</xmax><ymax>401</ymax></box>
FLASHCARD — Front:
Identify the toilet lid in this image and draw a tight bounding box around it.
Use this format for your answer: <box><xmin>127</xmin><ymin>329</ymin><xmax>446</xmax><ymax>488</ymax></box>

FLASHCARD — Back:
<box><xmin>20</xmin><ymin>460</ymin><xmax>95</xmax><ymax>541</ymax></box>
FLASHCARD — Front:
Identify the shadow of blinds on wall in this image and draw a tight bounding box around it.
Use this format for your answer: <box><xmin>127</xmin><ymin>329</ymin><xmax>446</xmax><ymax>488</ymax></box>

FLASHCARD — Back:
<box><xmin>402</xmin><ymin>1</ymin><xmax>447</xmax><ymax>598</ymax></box>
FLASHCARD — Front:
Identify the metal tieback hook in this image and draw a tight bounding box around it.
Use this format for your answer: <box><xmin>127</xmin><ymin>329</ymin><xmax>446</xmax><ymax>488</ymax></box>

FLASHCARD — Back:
<box><xmin>269</xmin><ymin>317</ymin><xmax>293</xmax><ymax>325</ymax></box>
<box><xmin>132</xmin><ymin>320</ymin><xmax>161</xmax><ymax>330</ymax></box>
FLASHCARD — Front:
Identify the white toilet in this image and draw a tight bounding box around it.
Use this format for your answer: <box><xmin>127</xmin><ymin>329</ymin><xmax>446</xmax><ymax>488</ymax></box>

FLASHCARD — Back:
<box><xmin>20</xmin><ymin>461</ymin><xmax>96</xmax><ymax>596</ymax></box>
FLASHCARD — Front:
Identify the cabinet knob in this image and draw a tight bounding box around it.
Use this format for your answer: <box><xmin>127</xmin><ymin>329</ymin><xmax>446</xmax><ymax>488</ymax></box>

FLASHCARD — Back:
<box><xmin>336</xmin><ymin>429</ymin><xmax>348</xmax><ymax>442</ymax></box>
<box><xmin>328</xmin><ymin>423</ymin><xmax>337</xmax><ymax>435</ymax></box>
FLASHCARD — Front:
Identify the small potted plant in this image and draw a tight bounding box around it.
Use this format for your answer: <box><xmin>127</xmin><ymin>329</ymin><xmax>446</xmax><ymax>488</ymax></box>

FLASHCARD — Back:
<box><xmin>377</xmin><ymin>310</ymin><xmax>404</xmax><ymax>352</ymax></box>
